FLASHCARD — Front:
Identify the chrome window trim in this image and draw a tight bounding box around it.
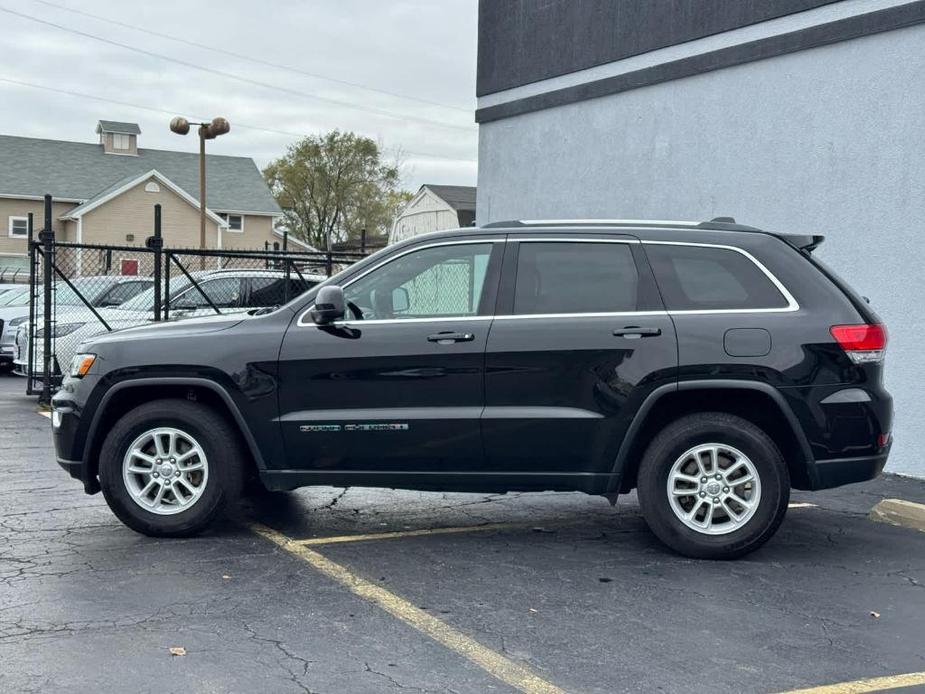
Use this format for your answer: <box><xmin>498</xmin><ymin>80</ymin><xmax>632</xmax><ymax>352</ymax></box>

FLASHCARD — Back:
<box><xmin>495</xmin><ymin>310</ymin><xmax>668</xmax><ymax>321</ymax></box>
<box><xmin>296</xmin><ymin>239</ymin><xmax>502</xmax><ymax>327</ymax></box>
<box><xmin>331</xmin><ymin>316</ymin><xmax>493</xmax><ymax>327</ymax></box>
<box><xmin>296</xmin><ymin>235</ymin><xmax>800</xmax><ymax>327</ymax></box>
<box><xmin>642</xmin><ymin>240</ymin><xmax>800</xmax><ymax>313</ymax></box>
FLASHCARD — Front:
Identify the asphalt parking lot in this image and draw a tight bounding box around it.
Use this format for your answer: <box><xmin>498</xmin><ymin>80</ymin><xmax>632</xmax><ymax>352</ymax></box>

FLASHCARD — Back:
<box><xmin>1</xmin><ymin>375</ymin><xmax>924</xmax><ymax>694</ymax></box>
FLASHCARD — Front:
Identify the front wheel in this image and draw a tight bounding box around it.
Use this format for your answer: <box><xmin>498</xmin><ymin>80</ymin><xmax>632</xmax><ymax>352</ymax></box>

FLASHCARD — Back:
<box><xmin>99</xmin><ymin>399</ymin><xmax>245</xmax><ymax>537</ymax></box>
<box><xmin>636</xmin><ymin>412</ymin><xmax>790</xmax><ymax>559</ymax></box>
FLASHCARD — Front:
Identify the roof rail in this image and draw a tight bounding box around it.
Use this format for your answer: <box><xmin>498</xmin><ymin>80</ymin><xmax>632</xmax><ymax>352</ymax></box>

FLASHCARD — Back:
<box><xmin>696</xmin><ymin>217</ymin><xmax>763</xmax><ymax>232</ymax></box>
<box><xmin>476</xmin><ymin>217</ymin><xmax>825</xmax><ymax>252</ymax></box>
<box><xmin>481</xmin><ymin>219</ymin><xmax>700</xmax><ymax>229</ymax></box>
<box><xmin>482</xmin><ymin>217</ymin><xmax>763</xmax><ymax>230</ymax></box>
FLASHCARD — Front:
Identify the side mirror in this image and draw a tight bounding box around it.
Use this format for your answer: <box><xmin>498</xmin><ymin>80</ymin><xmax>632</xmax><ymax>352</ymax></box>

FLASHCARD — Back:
<box><xmin>392</xmin><ymin>287</ymin><xmax>410</xmax><ymax>313</ymax></box>
<box><xmin>310</xmin><ymin>285</ymin><xmax>346</xmax><ymax>325</ymax></box>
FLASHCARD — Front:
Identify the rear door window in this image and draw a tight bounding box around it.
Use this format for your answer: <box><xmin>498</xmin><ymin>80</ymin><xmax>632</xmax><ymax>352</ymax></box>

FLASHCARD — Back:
<box><xmin>645</xmin><ymin>244</ymin><xmax>789</xmax><ymax>311</ymax></box>
<box><xmin>513</xmin><ymin>241</ymin><xmax>639</xmax><ymax>315</ymax></box>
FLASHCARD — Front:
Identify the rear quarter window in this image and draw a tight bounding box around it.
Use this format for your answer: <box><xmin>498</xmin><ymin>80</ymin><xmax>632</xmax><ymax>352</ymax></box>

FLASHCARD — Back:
<box><xmin>645</xmin><ymin>244</ymin><xmax>789</xmax><ymax>311</ymax></box>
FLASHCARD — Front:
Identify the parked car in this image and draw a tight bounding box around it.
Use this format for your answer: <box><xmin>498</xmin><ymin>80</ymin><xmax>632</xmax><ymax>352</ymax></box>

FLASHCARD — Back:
<box><xmin>15</xmin><ymin>269</ymin><xmax>324</xmax><ymax>378</ymax></box>
<box><xmin>49</xmin><ymin>219</ymin><xmax>891</xmax><ymax>559</ymax></box>
<box><xmin>1</xmin><ymin>276</ymin><xmax>151</xmax><ymax>370</ymax></box>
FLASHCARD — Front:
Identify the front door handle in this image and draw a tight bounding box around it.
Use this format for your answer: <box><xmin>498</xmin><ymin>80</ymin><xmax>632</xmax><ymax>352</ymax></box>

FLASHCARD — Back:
<box><xmin>427</xmin><ymin>332</ymin><xmax>475</xmax><ymax>344</ymax></box>
<box><xmin>612</xmin><ymin>326</ymin><xmax>662</xmax><ymax>338</ymax></box>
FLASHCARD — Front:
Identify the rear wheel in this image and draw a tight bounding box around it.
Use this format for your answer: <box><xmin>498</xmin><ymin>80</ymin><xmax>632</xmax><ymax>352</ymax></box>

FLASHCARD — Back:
<box><xmin>636</xmin><ymin>412</ymin><xmax>790</xmax><ymax>559</ymax></box>
<box><xmin>99</xmin><ymin>399</ymin><xmax>245</xmax><ymax>537</ymax></box>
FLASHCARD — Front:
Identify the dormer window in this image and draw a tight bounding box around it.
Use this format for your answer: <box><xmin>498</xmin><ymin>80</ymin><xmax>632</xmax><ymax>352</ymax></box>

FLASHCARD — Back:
<box><xmin>112</xmin><ymin>133</ymin><xmax>132</xmax><ymax>151</ymax></box>
<box><xmin>97</xmin><ymin>120</ymin><xmax>140</xmax><ymax>155</ymax></box>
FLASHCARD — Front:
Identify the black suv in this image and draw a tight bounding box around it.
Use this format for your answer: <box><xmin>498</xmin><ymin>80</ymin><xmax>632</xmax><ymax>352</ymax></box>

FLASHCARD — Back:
<box><xmin>51</xmin><ymin>219</ymin><xmax>892</xmax><ymax>559</ymax></box>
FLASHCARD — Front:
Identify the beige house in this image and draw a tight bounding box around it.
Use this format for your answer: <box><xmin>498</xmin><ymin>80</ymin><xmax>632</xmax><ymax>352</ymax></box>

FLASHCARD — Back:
<box><xmin>0</xmin><ymin>120</ymin><xmax>301</xmax><ymax>273</ymax></box>
<box><xmin>389</xmin><ymin>184</ymin><xmax>476</xmax><ymax>244</ymax></box>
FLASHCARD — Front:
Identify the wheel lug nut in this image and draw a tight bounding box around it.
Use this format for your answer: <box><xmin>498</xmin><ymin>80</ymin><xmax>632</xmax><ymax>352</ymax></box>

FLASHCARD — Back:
<box><xmin>700</xmin><ymin>477</ymin><xmax>707</xmax><ymax>483</ymax></box>
<box><xmin>723</xmin><ymin>487</ymin><xmax>729</xmax><ymax>493</ymax></box>
<box><xmin>714</xmin><ymin>474</ymin><xmax>722</xmax><ymax>480</ymax></box>
<box><xmin>175</xmin><ymin>471</ymin><xmax>181</xmax><ymax>477</ymax></box>
<box><xmin>713</xmin><ymin>497</ymin><xmax>720</xmax><ymax>504</ymax></box>
<box><xmin>153</xmin><ymin>472</ymin><xmax>159</xmax><ymax>478</ymax></box>
<box><xmin>699</xmin><ymin>491</ymin><xmax>706</xmax><ymax>498</ymax></box>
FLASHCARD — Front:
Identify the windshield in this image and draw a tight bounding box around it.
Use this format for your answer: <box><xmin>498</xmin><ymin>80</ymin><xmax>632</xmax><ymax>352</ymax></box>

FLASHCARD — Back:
<box><xmin>55</xmin><ymin>277</ymin><xmax>118</xmax><ymax>306</ymax></box>
<box><xmin>0</xmin><ymin>288</ymin><xmax>30</xmax><ymax>306</ymax></box>
<box><xmin>114</xmin><ymin>275</ymin><xmax>194</xmax><ymax>312</ymax></box>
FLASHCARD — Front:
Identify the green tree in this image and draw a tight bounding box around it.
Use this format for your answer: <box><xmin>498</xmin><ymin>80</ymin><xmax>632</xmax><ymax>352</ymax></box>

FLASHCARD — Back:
<box><xmin>263</xmin><ymin>131</ymin><xmax>409</xmax><ymax>249</ymax></box>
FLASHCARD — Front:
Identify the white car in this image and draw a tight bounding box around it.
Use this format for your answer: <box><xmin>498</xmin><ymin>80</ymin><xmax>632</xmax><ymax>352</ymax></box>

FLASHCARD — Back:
<box><xmin>15</xmin><ymin>269</ymin><xmax>324</xmax><ymax>378</ymax></box>
<box><xmin>1</xmin><ymin>276</ymin><xmax>152</xmax><ymax>370</ymax></box>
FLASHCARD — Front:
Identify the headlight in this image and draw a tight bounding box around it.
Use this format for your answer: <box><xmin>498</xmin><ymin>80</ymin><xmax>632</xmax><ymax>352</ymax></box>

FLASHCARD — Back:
<box><xmin>35</xmin><ymin>322</ymin><xmax>86</xmax><ymax>338</ymax></box>
<box><xmin>8</xmin><ymin>316</ymin><xmax>28</xmax><ymax>328</ymax></box>
<box><xmin>69</xmin><ymin>353</ymin><xmax>96</xmax><ymax>378</ymax></box>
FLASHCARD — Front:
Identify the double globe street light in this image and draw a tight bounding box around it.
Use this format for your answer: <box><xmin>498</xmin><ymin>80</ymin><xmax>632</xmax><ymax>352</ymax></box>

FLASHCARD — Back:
<box><xmin>169</xmin><ymin>116</ymin><xmax>231</xmax><ymax>252</ymax></box>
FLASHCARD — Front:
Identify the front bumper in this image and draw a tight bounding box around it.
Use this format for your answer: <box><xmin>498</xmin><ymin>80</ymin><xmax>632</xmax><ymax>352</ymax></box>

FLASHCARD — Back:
<box><xmin>56</xmin><ymin>456</ymin><xmax>84</xmax><ymax>481</ymax></box>
<box><xmin>51</xmin><ymin>375</ymin><xmax>101</xmax><ymax>494</ymax></box>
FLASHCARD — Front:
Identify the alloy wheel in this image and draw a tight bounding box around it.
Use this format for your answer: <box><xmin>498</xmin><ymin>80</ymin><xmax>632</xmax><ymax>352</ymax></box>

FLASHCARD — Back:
<box><xmin>122</xmin><ymin>427</ymin><xmax>209</xmax><ymax>515</ymax></box>
<box><xmin>666</xmin><ymin>443</ymin><xmax>762</xmax><ymax>535</ymax></box>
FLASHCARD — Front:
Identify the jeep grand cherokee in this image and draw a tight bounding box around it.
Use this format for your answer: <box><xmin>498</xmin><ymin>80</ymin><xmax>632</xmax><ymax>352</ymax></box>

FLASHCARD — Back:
<box><xmin>49</xmin><ymin>218</ymin><xmax>892</xmax><ymax>559</ymax></box>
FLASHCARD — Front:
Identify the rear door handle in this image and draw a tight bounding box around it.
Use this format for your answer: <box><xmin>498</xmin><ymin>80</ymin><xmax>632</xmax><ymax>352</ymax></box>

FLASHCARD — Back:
<box><xmin>427</xmin><ymin>332</ymin><xmax>475</xmax><ymax>344</ymax></box>
<box><xmin>612</xmin><ymin>326</ymin><xmax>662</xmax><ymax>338</ymax></box>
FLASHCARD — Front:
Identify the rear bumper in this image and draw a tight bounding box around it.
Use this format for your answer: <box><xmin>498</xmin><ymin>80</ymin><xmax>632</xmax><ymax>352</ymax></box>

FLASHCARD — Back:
<box><xmin>809</xmin><ymin>449</ymin><xmax>890</xmax><ymax>490</ymax></box>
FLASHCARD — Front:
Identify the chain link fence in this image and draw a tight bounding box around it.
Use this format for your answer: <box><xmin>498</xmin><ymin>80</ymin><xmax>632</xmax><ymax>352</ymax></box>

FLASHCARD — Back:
<box><xmin>20</xmin><ymin>196</ymin><xmax>366</xmax><ymax>400</ymax></box>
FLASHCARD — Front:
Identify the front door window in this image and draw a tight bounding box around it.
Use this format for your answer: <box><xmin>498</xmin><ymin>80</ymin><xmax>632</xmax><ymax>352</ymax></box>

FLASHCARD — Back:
<box><xmin>344</xmin><ymin>243</ymin><xmax>493</xmax><ymax>320</ymax></box>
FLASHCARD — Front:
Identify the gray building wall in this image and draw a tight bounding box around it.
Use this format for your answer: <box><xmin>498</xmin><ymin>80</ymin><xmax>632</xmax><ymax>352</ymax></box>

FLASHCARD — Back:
<box><xmin>477</xmin><ymin>2</ymin><xmax>925</xmax><ymax>477</ymax></box>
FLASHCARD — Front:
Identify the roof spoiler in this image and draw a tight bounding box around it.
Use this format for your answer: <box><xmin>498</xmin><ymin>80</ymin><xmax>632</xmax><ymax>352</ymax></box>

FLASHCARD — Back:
<box><xmin>780</xmin><ymin>234</ymin><xmax>825</xmax><ymax>253</ymax></box>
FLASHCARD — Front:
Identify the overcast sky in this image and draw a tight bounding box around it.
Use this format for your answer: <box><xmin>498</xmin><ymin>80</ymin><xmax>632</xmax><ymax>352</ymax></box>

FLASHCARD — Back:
<box><xmin>0</xmin><ymin>0</ymin><xmax>478</xmax><ymax>191</ymax></box>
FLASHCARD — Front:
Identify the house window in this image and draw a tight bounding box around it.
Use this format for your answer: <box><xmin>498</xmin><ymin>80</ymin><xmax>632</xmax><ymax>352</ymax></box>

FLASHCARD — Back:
<box><xmin>219</xmin><ymin>213</ymin><xmax>243</xmax><ymax>232</ymax></box>
<box><xmin>8</xmin><ymin>216</ymin><xmax>28</xmax><ymax>238</ymax></box>
<box><xmin>112</xmin><ymin>133</ymin><xmax>131</xmax><ymax>150</ymax></box>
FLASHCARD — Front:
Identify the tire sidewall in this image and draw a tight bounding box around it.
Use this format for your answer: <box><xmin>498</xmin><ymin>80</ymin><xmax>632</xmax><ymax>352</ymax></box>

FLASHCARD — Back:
<box><xmin>638</xmin><ymin>416</ymin><xmax>790</xmax><ymax>559</ymax></box>
<box><xmin>99</xmin><ymin>402</ymin><xmax>236</xmax><ymax>536</ymax></box>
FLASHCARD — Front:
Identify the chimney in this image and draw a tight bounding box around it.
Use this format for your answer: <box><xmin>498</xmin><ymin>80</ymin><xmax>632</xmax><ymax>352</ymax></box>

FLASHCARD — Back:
<box><xmin>96</xmin><ymin>120</ymin><xmax>140</xmax><ymax>155</ymax></box>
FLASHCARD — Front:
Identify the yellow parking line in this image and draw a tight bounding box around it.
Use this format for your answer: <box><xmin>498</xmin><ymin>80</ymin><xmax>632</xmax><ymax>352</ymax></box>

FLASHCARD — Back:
<box><xmin>252</xmin><ymin>523</ymin><xmax>565</xmax><ymax>694</ymax></box>
<box><xmin>776</xmin><ymin>671</ymin><xmax>925</xmax><ymax>693</ymax></box>
<box><xmin>788</xmin><ymin>502</ymin><xmax>818</xmax><ymax>509</ymax></box>
<box><xmin>294</xmin><ymin>521</ymin><xmax>534</xmax><ymax>546</ymax></box>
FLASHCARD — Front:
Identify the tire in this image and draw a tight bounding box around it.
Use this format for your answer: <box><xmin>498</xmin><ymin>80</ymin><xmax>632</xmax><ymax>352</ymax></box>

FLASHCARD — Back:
<box><xmin>99</xmin><ymin>399</ymin><xmax>245</xmax><ymax>537</ymax></box>
<box><xmin>636</xmin><ymin>412</ymin><xmax>790</xmax><ymax>560</ymax></box>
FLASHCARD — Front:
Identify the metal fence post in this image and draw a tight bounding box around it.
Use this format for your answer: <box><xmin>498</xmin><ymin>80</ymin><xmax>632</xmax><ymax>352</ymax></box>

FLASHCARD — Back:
<box><xmin>25</xmin><ymin>213</ymin><xmax>36</xmax><ymax>396</ymax></box>
<box><xmin>39</xmin><ymin>194</ymin><xmax>54</xmax><ymax>405</ymax></box>
<box><xmin>283</xmin><ymin>231</ymin><xmax>290</xmax><ymax>303</ymax></box>
<box><xmin>147</xmin><ymin>204</ymin><xmax>164</xmax><ymax>321</ymax></box>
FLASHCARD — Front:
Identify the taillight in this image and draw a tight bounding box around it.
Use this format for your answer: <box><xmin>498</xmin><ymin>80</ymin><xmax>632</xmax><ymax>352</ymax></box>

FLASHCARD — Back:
<box><xmin>830</xmin><ymin>324</ymin><xmax>886</xmax><ymax>364</ymax></box>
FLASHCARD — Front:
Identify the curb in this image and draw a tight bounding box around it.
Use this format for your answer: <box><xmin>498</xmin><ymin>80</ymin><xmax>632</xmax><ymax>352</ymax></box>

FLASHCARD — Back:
<box><xmin>869</xmin><ymin>498</ymin><xmax>925</xmax><ymax>532</ymax></box>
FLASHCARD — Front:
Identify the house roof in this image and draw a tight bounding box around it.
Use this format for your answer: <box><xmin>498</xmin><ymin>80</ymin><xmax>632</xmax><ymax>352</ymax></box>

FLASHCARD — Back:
<box><xmin>0</xmin><ymin>134</ymin><xmax>282</xmax><ymax>215</ymax></box>
<box><xmin>62</xmin><ymin>170</ymin><xmax>228</xmax><ymax>227</ymax></box>
<box><xmin>96</xmin><ymin>120</ymin><xmax>141</xmax><ymax>135</ymax></box>
<box><xmin>423</xmin><ymin>184</ymin><xmax>476</xmax><ymax>212</ymax></box>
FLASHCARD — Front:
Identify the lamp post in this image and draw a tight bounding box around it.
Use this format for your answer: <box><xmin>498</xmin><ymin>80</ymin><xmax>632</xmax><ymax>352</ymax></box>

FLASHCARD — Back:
<box><xmin>169</xmin><ymin>116</ymin><xmax>231</xmax><ymax>253</ymax></box>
